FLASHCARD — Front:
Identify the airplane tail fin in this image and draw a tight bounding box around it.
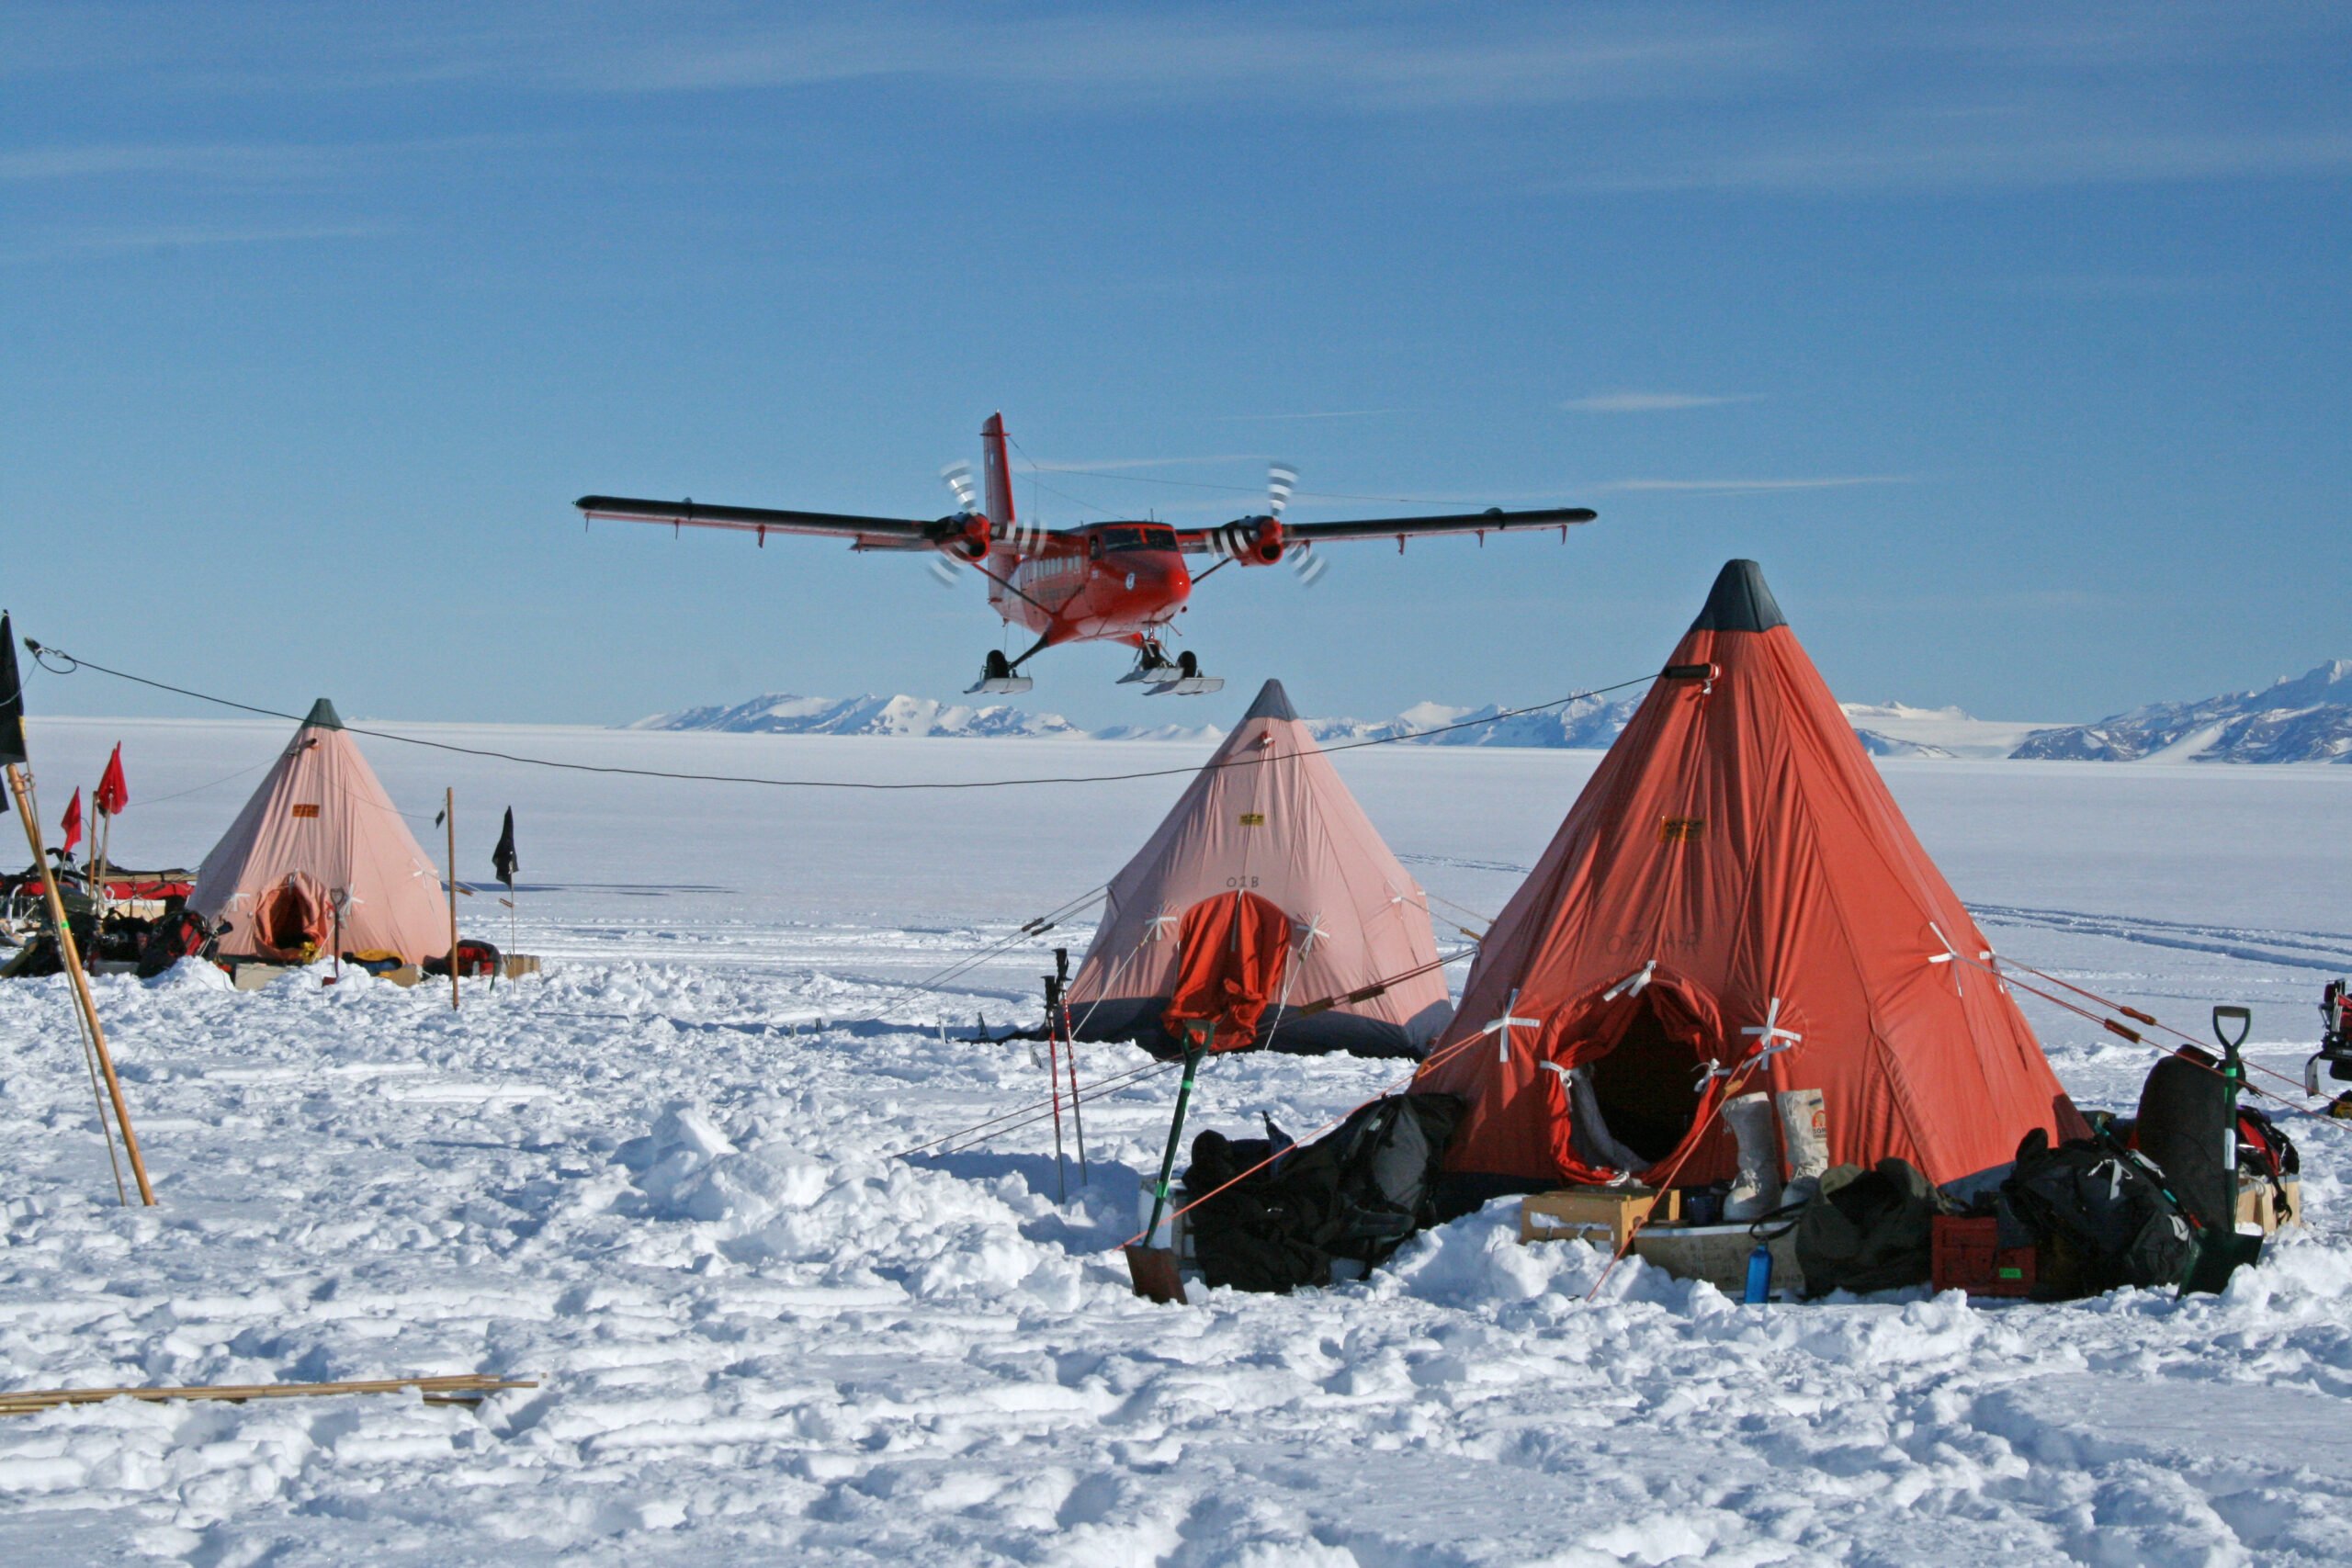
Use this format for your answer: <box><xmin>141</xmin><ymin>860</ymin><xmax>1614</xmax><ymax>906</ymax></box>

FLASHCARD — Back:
<box><xmin>981</xmin><ymin>412</ymin><xmax>1015</xmax><ymax>526</ymax></box>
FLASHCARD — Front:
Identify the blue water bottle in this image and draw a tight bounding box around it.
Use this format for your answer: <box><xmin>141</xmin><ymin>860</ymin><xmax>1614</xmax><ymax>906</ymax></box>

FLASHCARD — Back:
<box><xmin>1743</xmin><ymin>1243</ymin><xmax>1773</xmax><ymax>1303</ymax></box>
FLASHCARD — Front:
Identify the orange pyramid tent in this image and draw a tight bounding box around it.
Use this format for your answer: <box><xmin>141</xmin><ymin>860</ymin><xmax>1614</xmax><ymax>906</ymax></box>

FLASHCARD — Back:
<box><xmin>1068</xmin><ymin>680</ymin><xmax>1453</xmax><ymax>1058</ymax></box>
<box><xmin>1418</xmin><ymin>561</ymin><xmax>2084</xmax><ymax>1192</ymax></box>
<box><xmin>188</xmin><ymin>700</ymin><xmax>451</xmax><ymax>964</ymax></box>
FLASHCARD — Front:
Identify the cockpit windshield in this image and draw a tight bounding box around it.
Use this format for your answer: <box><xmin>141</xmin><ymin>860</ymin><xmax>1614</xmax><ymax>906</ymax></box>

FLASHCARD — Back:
<box><xmin>1096</xmin><ymin>525</ymin><xmax>1177</xmax><ymax>553</ymax></box>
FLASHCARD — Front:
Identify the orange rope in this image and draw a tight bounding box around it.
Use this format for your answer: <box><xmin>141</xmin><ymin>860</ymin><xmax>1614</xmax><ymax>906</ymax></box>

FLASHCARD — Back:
<box><xmin>1945</xmin><ymin>950</ymin><xmax>2334</xmax><ymax>1124</ymax></box>
<box><xmin>1988</xmin><ymin>951</ymin><xmax>2317</xmax><ymax>1100</ymax></box>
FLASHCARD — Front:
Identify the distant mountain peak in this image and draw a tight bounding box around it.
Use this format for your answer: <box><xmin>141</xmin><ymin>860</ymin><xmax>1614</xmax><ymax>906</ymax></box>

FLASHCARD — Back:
<box><xmin>2011</xmin><ymin>658</ymin><xmax>2352</xmax><ymax>764</ymax></box>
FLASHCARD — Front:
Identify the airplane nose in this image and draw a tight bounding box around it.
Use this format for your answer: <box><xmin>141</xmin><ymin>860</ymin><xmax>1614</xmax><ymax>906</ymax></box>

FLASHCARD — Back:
<box><xmin>1133</xmin><ymin>552</ymin><xmax>1190</xmax><ymax>592</ymax></box>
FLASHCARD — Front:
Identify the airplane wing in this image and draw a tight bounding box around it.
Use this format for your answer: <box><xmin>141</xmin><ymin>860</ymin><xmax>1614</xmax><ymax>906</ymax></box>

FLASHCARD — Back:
<box><xmin>575</xmin><ymin>495</ymin><xmax>947</xmax><ymax>552</ymax></box>
<box><xmin>1173</xmin><ymin>503</ymin><xmax>1595</xmax><ymax>554</ymax></box>
<box><xmin>1275</xmin><ymin>505</ymin><xmax>1597</xmax><ymax>544</ymax></box>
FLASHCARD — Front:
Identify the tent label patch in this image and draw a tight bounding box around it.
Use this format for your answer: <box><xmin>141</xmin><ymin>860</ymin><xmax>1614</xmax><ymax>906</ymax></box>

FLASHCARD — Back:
<box><xmin>291</xmin><ymin>804</ymin><xmax>321</xmax><ymax>818</ymax></box>
<box><xmin>1238</xmin><ymin>812</ymin><xmax>1266</xmax><ymax>827</ymax></box>
<box><xmin>1658</xmin><ymin>817</ymin><xmax>1704</xmax><ymax>843</ymax></box>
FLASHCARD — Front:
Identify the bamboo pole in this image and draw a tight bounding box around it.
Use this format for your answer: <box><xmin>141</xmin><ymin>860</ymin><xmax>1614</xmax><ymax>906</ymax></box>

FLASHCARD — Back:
<box><xmin>0</xmin><ymin>1372</ymin><xmax>537</xmax><ymax>1416</ymax></box>
<box><xmin>6</xmin><ymin>763</ymin><xmax>154</xmax><ymax>1205</ymax></box>
<box><xmin>444</xmin><ymin>787</ymin><xmax>459</xmax><ymax>1010</ymax></box>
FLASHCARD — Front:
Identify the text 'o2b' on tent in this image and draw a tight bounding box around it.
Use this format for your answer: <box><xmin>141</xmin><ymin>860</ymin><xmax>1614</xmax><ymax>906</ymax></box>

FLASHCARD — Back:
<box><xmin>1416</xmin><ymin>560</ymin><xmax>2085</xmax><ymax>1196</ymax></box>
<box><xmin>1067</xmin><ymin>680</ymin><xmax>1453</xmax><ymax>1059</ymax></box>
<box><xmin>187</xmin><ymin>700</ymin><xmax>451</xmax><ymax>964</ymax></box>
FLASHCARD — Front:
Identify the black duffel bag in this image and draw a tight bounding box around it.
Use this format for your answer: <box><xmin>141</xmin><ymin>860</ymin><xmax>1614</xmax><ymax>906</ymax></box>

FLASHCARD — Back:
<box><xmin>2001</xmin><ymin>1127</ymin><xmax>2196</xmax><ymax>1298</ymax></box>
<box><xmin>1184</xmin><ymin>1092</ymin><xmax>1464</xmax><ymax>1294</ymax></box>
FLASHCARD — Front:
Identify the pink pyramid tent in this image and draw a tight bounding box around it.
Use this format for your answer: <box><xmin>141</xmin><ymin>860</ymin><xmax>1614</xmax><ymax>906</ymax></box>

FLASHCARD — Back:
<box><xmin>1067</xmin><ymin>680</ymin><xmax>1453</xmax><ymax>1058</ymax></box>
<box><xmin>189</xmin><ymin>700</ymin><xmax>451</xmax><ymax>964</ymax></box>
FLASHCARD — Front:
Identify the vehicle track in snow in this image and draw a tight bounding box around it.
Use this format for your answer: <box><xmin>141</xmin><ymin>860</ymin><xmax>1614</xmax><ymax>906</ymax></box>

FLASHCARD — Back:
<box><xmin>1969</xmin><ymin>903</ymin><xmax>2352</xmax><ymax>975</ymax></box>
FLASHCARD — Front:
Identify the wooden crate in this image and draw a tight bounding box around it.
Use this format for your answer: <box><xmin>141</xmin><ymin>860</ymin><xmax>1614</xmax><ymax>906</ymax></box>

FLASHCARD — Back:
<box><xmin>1519</xmin><ymin>1187</ymin><xmax>1680</xmax><ymax>1250</ymax></box>
<box><xmin>2237</xmin><ymin>1175</ymin><xmax>2301</xmax><ymax>1235</ymax></box>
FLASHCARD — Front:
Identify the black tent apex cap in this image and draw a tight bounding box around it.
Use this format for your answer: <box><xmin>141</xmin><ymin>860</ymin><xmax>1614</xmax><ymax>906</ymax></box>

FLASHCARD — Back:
<box><xmin>1243</xmin><ymin>679</ymin><xmax>1296</xmax><ymax>722</ymax></box>
<box><xmin>302</xmin><ymin>698</ymin><xmax>344</xmax><ymax>730</ymax></box>
<box><xmin>1689</xmin><ymin>559</ymin><xmax>1787</xmax><ymax>634</ymax></box>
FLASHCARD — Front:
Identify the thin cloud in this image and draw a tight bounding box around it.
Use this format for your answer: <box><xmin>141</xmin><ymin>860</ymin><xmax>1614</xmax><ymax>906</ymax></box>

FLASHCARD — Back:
<box><xmin>0</xmin><ymin>220</ymin><xmax>390</xmax><ymax>265</ymax></box>
<box><xmin>1565</xmin><ymin>392</ymin><xmax>1759</xmax><ymax>413</ymax></box>
<box><xmin>0</xmin><ymin>141</ymin><xmax>349</xmax><ymax>183</ymax></box>
<box><xmin>1206</xmin><ymin>410</ymin><xmax>1408</xmax><ymax>423</ymax></box>
<box><xmin>1027</xmin><ymin>455</ymin><xmax>1269</xmax><ymax>473</ymax></box>
<box><xmin>1601</xmin><ymin>475</ymin><xmax>1917</xmax><ymax>495</ymax></box>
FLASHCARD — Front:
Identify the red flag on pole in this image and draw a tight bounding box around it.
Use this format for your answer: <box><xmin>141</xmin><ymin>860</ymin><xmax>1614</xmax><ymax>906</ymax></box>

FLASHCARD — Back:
<box><xmin>96</xmin><ymin>744</ymin><xmax>128</xmax><ymax>818</ymax></box>
<box><xmin>60</xmin><ymin>787</ymin><xmax>84</xmax><ymax>857</ymax></box>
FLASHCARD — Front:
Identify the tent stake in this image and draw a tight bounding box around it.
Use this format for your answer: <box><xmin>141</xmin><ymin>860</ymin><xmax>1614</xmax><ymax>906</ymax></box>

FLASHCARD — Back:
<box><xmin>6</xmin><ymin>763</ymin><xmax>154</xmax><ymax>1206</ymax></box>
<box><xmin>444</xmin><ymin>787</ymin><xmax>459</xmax><ymax>1010</ymax></box>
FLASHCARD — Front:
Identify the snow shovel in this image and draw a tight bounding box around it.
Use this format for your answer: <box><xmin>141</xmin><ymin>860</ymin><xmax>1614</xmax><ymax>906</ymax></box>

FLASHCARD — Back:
<box><xmin>2180</xmin><ymin>1005</ymin><xmax>2263</xmax><ymax>1295</ymax></box>
<box><xmin>1125</xmin><ymin>1025</ymin><xmax>1211</xmax><ymax>1303</ymax></box>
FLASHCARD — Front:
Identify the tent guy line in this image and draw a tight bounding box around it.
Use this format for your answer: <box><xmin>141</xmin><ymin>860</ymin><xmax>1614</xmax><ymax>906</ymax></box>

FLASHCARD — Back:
<box><xmin>19</xmin><ymin>637</ymin><xmax>1657</xmax><ymax>794</ymax></box>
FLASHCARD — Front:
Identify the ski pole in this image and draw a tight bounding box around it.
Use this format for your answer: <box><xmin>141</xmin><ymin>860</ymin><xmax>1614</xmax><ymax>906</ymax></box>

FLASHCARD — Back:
<box><xmin>1042</xmin><ymin>974</ymin><xmax>1067</xmax><ymax>1202</ymax></box>
<box><xmin>1056</xmin><ymin>948</ymin><xmax>1086</xmax><ymax>1184</ymax></box>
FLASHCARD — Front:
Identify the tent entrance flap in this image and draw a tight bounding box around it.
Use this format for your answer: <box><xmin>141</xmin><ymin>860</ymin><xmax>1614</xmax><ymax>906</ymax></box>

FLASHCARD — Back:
<box><xmin>254</xmin><ymin>873</ymin><xmax>331</xmax><ymax>961</ymax></box>
<box><xmin>1542</xmin><ymin>982</ymin><xmax>1728</xmax><ymax>1185</ymax></box>
<box><xmin>1587</xmin><ymin>999</ymin><xmax>1707</xmax><ymax>1166</ymax></box>
<box><xmin>1161</xmin><ymin>890</ymin><xmax>1294</xmax><ymax>1054</ymax></box>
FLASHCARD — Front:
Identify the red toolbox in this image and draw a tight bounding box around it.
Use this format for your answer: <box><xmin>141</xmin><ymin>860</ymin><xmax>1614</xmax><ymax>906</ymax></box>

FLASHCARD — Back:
<box><xmin>1931</xmin><ymin>1215</ymin><xmax>2036</xmax><ymax>1297</ymax></box>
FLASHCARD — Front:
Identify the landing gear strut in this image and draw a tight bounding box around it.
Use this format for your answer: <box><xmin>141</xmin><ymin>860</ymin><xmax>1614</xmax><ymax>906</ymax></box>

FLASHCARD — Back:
<box><xmin>1123</xmin><ymin>643</ymin><xmax>1223</xmax><ymax>696</ymax></box>
<box><xmin>967</xmin><ymin>640</ymin><xmax>1041</xmax><ymax>696</ymax></box>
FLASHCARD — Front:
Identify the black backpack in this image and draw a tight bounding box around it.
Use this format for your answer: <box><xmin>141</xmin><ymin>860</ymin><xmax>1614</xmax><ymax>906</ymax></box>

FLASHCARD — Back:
<box><xmin>1184</xmin><ymin>1092</ymin><xmax>1464</xmax><ymax>1294</ymax></box>
<box><xmin>2002</xmin><ymin>1127</ymin><xmax>2197</xmax><ymax>1298</ymax></box>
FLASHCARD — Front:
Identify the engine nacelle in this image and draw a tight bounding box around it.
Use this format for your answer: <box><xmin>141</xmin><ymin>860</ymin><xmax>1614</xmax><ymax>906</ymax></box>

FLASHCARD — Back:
<box><xmin>1213</xmin><ymin>515</ymin><xmax>1284</xmax><ymax>565</ymax></box>
<box><xmin>944</xmin><ymin>514</ymin><xmax>991</xmax><ymax>561</ymax></box>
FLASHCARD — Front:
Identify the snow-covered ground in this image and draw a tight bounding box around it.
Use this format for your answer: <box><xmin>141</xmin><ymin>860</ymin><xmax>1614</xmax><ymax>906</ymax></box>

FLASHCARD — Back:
<box><xmin>5</xmin><ymin>716</ymin><xmax>2352</xmax><ymax>1564</ymax></box>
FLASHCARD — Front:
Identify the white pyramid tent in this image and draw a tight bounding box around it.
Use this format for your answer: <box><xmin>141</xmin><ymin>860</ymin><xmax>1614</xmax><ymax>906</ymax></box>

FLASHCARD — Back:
<box><xmin>1067</xmin><ymin>680</ymin><xmax>1453</xmax><ymax>1058</ymax></box>
<box><xmin>188</xmin><ymin>700</ymin><xmax>451</xmax><ymax>964</ymax></box>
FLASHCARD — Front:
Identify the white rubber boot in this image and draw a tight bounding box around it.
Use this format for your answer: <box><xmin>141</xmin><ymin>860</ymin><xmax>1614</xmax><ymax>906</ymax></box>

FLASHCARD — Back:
<box><xmin>1776</xmin><ymin>1089</ymin><xmax>1830</xmax><ymax>1208</ymax></box>
<box><xmin>1722</xmin><ymin>1091</ymin><xmax>1784</xmax><ymax>1221</ymax></box>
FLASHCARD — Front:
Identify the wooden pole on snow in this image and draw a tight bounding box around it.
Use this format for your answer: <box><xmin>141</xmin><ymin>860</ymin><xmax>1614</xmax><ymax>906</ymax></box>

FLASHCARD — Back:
<box><xmin>0</xmin><ymin>1372</ymin><xmax>537</xmax><ymax>1416</ymax></box>
<box><xmin>5</xmin><ymin>762</ymin><xmax>154</xmax><ymax>1205</ymax></box>
<box><xmin>444</xmin><ymin>787</ymin><xmax>460</xmax><ymax>1010</ymax></box>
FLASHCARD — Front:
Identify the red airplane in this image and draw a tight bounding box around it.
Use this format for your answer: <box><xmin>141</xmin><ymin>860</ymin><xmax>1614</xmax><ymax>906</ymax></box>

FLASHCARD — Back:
<box><xmin>576</xmin><ymin>413</ymin><xmax>1596</xmax><ymax>695</ymax></box>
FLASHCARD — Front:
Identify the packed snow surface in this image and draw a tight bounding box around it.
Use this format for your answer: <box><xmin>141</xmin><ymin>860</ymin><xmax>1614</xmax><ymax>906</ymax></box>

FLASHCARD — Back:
<box><xmin>5</xmin><ymin>716</ymin><xmax>2352</xmax><ymax>1564</ymax></box>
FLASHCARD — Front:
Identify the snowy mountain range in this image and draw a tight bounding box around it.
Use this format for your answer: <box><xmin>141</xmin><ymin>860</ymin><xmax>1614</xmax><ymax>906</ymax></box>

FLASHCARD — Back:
<box><xmin>631</xmin><ymin>693</ymin><xmax>1085</xmax><ymax>739</ymax></box>
<box><xmin>633</xmin><ymin>689</ymin><xmax>1997</xmax><ymax>756</ymax></box>
<box><xmin>638</xmin><ymin>660</ymin><xmax>2352</xmax><ymax>763</ymax></box>
<box><xmin>2011</xmin><ymin>660</ymin><xmax>2352</xmax><ymax>764</ymax></box>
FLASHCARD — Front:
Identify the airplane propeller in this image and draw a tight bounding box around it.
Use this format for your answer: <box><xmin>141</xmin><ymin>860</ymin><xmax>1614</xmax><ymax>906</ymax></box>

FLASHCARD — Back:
<box><xmin>941</xmin><ymin>461</ymin><xmax>979</xmax><ymax>513</ymax></box>
<box><xmin>1266</xmin><ymin>462</ymin><xmax>1326</xmax><ymax>587</ymax></box>
<box><xmin>926</xmin><ymin>462</ymin><xmax>984</xmax><ymax>586</ymax></box>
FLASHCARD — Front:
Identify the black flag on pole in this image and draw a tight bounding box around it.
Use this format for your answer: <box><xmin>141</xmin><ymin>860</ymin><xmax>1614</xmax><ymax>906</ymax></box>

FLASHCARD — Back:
<box><xmin>492</xmin><ymin>807</ymin><xmax>518</xmax><ymax>890</ymax></box>
<box><xmin>0</xmin><ymin>615</ymin><xmax>26</xmax><ymax>798</ymax></box>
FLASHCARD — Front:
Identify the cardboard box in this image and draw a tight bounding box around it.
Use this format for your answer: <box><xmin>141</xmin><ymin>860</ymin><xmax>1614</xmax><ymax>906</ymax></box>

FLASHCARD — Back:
<box><xmin>1519</xmin><ymin>1187</ymin><xmax>1680</xmax><ymax>1250</ymax></box>
<box><xmin>1631</xmin><ymin>1222</ymin><xmax>1804</xmax><ymax>1297</ymax></box>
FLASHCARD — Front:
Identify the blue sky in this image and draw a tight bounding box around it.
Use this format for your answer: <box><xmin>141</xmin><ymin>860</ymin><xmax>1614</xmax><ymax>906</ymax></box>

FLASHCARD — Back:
<box><xmin>5</xmin><ymin>3</ymin><xmax>2348</xmax><ymax>731</ymax></box>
